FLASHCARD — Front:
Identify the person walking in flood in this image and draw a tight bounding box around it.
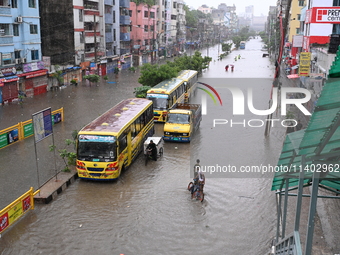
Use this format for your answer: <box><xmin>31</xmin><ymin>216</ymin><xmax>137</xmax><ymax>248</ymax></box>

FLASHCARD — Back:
<box><xmin>230</xmin><ymin>64</ymin><xmax>234</xmax><ymax>72</ymax></box>
<box><xmin>225</xmin><ymin>65</ymin><xmax>229</xmax><ymax>71</ymax></box>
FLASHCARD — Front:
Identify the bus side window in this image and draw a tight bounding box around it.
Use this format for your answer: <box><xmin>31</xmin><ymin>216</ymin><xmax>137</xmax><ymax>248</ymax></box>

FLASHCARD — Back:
<box><xmin>130</xmin><ymin>122</ymin><xmax>136</xmax><ymax>140</ymax></box>
<box><xmin>118</xmin><ymin>134</ymin><xmax>127</xmax><ymax>154</ymax></box>
<box><xmin>184</xmin><ymin>82</ymin><xmax>188</xmax><ymax>93</ymax></box>
<box><xmin>139</xmin><ymin>114</ymin><xmax>145</xmax><ymax>130</ymax></box>
<box><xmin>147</xmin><ymin>106</ymin><xmax>153</xmax><ymax>122</ymax></box>
<box><xmin>135</xmin><ymin>117</ymin><xmax>141</xmax><ymax>134</ymax></box>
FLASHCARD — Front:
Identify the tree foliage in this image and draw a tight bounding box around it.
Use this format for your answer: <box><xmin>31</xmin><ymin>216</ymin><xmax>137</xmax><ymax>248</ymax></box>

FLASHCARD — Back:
<box><xmin>135</xmin><ymin>53</ymin><xmax>212</xmax><ymax>97</ymax></box>
<box><xmin>138</xmin><ymin>63</ymin><xmax>178</xmax><ymax>87</ymax></box>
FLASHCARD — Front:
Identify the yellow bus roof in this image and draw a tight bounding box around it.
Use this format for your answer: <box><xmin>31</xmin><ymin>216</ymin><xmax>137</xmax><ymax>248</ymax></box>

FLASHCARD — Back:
<box><xmin>79</xmin><ymin>98</ymin><xmax>152</xmax><ymax>135</ymax></box>
<box><xmin>147</xmin><ymin>78</ymin><xmax>184</xmax><ymax>95</ymax></box>
<box><xmin>177</xmin><ymin>70</ymin><xmax>198</xmax><ymax>81</ymax></box>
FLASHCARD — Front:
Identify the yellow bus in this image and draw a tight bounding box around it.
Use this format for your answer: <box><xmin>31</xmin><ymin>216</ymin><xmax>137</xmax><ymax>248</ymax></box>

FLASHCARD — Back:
<box><xmin>177</xmin><ymin>70</ymin><xmax>198</xmax><ymax>103</ymax></box>
<box><xmin>76</xmin><ymin>98</ymin><xmax>154</xmax><ymax>180</ymax></box>
<box><xmin>146</xmin><ymin>78</ymin><xmax>186</xmax><ymax>122</ymax></box>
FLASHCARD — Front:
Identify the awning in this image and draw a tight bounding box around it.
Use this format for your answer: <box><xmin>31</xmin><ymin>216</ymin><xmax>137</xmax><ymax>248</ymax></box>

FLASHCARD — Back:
<box><xmin>272</xmin><ymin>77</ymin><xmax>340</xmax><ymax>192</ymax></box>
<box><xmin>18</xmin><ymin>69</ymin><xmax>48</xmax><ymax>79</ymax></box>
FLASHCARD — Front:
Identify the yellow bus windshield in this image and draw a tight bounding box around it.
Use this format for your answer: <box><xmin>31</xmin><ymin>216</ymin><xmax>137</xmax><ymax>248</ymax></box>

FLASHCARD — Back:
<box><xmin>77</xmin><ymin>134</ymin><xmax>117</xmax><ymax>161</ymax></box>
<box><xmin>146</xmin><ymin>93</ymin><xmax>168</xmax><ymax>110</ymax></box>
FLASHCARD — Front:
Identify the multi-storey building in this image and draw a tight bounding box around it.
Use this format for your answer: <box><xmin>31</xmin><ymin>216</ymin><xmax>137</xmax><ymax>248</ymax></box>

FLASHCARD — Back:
<box><xmin>130</xmin><ymin>2</ymin><xmax>158</xmax><ymax>64</ymax></box>
<box><xmin>119</xmin><ymin>0</ymin><xmax>130</xmax><ymax>56</ymax></box>
<box><xmin>0</xmin><ymin>0</ymin><xmax>47</xmax><ymax>104</ymax></box>
<box><xmin>104</xmin><ymin>0</ymin><xmax>120</xmax><ymax>74</ymax></box>
<box><xmin>287</xmin><ymin>0</ymin><xmax>306</xmax><ymax>43</ymax></box>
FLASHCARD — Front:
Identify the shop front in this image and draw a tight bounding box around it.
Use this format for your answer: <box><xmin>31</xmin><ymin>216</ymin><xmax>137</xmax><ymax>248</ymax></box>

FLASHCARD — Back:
<box><xmin>0</xmin><ymin>76</ymin><xmax>19</xmax><ymax>104</ymax></box>
<box><xmin>18</xmin><ymin>69</ymin><xmax>48</xmax><ymax>97</ymax></box>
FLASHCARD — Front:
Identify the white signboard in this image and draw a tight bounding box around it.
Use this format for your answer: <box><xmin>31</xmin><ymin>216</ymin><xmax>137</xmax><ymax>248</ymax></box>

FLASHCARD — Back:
<box><xmin>292</xmin><ymin>35</ymin><xmax>304</xmax><ymax>48</ymax></box>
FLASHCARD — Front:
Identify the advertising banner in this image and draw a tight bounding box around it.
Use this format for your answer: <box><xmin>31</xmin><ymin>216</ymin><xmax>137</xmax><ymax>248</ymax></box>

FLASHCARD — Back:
<box><xmin>0</xmin><ymin>188</ymin><xmax>37</xmax><ymax>235</ymax></box>
<box><xmin>32</xmin><ymin>107</ymin><xmax>53</xmax><ymax>143</ymax></box>
<box><xmin>299</xmin><ymin>52</ymin><xmax>311</xmax><ymax>76</ymax></box>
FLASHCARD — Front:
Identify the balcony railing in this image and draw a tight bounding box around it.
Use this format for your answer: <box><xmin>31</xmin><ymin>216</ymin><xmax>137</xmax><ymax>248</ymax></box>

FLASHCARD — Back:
<box><xmin>0</xmin><ymin>36</ymin><xmax>13</xmax><ymax>45</ymax></box>
<box><xmin>119</xmin><ymin>0</ymin><xmax>129</xmax><ymax>8</ymax></box>
<box><xmin>120</xmin><ymin>32</ymin><xmax>130</xmax><ymax>41</ymax></box>
<box><xmin>120</xmin><ymin>15</ymin><xmax>130</xmax><ymax>25</ymax></box>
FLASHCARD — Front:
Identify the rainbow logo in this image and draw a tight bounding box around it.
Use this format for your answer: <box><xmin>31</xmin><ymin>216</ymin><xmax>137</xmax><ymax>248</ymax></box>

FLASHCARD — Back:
<box><xmin>197</xmin><ymin>82</ymin><xmax>223</xmax><ymax>115</ymax></box>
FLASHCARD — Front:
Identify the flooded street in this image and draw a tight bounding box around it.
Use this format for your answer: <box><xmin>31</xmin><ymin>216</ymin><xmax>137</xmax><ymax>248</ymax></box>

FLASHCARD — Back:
<box><xmin>0</xmin><ymin>38</ymin><xmax>286</xmax><ymax>254</ymax></box>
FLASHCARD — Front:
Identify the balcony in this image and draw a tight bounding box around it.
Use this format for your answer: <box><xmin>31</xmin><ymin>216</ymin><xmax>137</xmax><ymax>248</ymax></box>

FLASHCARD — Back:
<box><xmin>0</xmin><ymin>36</ymin><xmax>13</xmax><ymax>45</ymax></box>
<box><xmin>120</xmin><ymin>15</ymin><xmax>130</xmax><ymax>25</ymax></box>
<box><xmin>119</xmin><ymin>0</ymin><xmax>129</xmax><ymax>8</ymax></box>
<box><xmin>0</xmin><ymin>7</ymin><xmax>11</xmax><ymax>15</ymax></box>
<box><xmin>120</xmin><ymin>32</ymin><xmax>130</xmax><ymax>41</ymax></box>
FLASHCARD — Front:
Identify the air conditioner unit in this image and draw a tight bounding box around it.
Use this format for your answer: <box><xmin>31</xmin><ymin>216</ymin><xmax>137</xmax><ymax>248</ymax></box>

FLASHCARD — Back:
<box><xmin>15</xmin><ymin>59</ymin><xmax>21</xmax><ymax>64</ymax></box>
<box><xmin>16</xmin><ymin>17</ymin><xmax>23</xmax><ymax>23</ymax></box>
<box><xmin>21</xmin><ymin>58</ymin><xmax>26</xmax><ymax>63</ymax></box>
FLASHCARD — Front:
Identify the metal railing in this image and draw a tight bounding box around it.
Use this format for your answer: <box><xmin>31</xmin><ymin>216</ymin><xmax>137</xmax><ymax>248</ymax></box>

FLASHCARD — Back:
<box><xmin>275</xmin><ymin>231</ymin><xmax>302</xmax><ymax>255</ymax></box>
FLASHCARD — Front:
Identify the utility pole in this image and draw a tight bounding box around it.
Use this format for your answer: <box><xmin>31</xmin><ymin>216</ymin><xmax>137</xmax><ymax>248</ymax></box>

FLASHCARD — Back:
<box><xmin>94</xmin><ymin>14</ymin><xmax>97</xmax><ymax>66</ymax></box>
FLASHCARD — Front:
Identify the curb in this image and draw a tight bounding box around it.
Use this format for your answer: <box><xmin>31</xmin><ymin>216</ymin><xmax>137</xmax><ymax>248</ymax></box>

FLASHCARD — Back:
<box><xmin>34</xmin><ymin>171</ymin><xmax>78</xmax><ymax>204</ymax></box>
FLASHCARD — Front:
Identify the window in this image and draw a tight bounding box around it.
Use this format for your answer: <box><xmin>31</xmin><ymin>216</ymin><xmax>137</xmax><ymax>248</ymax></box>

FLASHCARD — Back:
<box><xmin>12</xmin><ymin>0</ymin><xmax>18</xmax><ymax>8</ymax></box>
<box><xmin>80</xmin><ymin>32</ymin><xmax>84</xmax><ymax>43</ymax></box>
<box><xmin>113</xmin><ymin>28</ymin><xmax>116</xmax><ymax>41</ymax></box>
<box><xmin>0</xmin><ymin>0</ymin><xmax>9</xmax><ymax>6</ymax></box>
<box><xmin>150</xmin><ymin>12</ymin><xmax>155</xmax><ymax>18</ymax></box>
<box><xmin>298</xmin><ymin>0</ymin><xmax>304</xmax><ymax>6</ymax></box>
<box><xmin>30</xmin><ymin>24</ymin><xmax>38</xmax><ymax>34</ymax></box>
<box><xmin>0</xmin><ymin>24</ymin><xmax>10</xmax><ymax>36</ymax></box>
<box><xmin>173</xmin><ymin>2</ymin><xmax>176</xmax><ymax>8</ymax></box>
<box><xmin>113</xmin><ymin>11</ymin><xmax>115</xmax><ymax>23</ymax></box>
<box><xmin>118</xmin><ymin>133</ymin><xmax>127</xmax><ymax>154</ymax></box>
<box><xmin>31</xmin><ymin>50</ymin><xmax>39</xmax><ymax>60</ymax></box>
<box><xmin>144</xmin><ymin>25</ymin><xmax>148</xmax><ymax>32</ymax></box>
<box><xmin>171</xmin><ymin>14</ymin><xmax>176</xmax><ymax>20</ymax></box>
<box><xmin>144</xmin><ymin>11</ymin><xmax>148</xmax><ymax>17</ymax></box>
<box><xmin>334</xmin><ymin>0</ymin><xmax>340</xmax><ymax>6</ymax></box>
<box><xmin>14</xmin><ymin>50</ymin><xmax>20</xmax><ymax>59</ymax></box>
<box><xmin>13</xmin><ymin>24</ymin><xmax>19</xmax><ymax>36</ymax></box>
<box><xmin>150</xmin><ymin>25</ymin><xmax>154</xmax><ymax>31</ymax></box>
<box><xmin>105</xmin><ymin>24</ymin><xmax>111</xmax><ymax>33</ymax></box>
<box><xmin>79</xmin><ymin>9</ymin><xmax>83</xmax><ymax>22</ymax></box>
<box><xmin>297</xmin><ymin>14</ymin><xmax>301</xmax><ymax>21</ymax></box>
<box><xmin>28</xmin><ymin>0</ymin><xmax>36</xmax><ymax>8</ymax></box>
<box><xmin>105</xmin><ymin>5</ymin><xmax>112</xmax><ymax>14</ymax></box>
<box><xmin>333</xmin><ymin>24</ymin><xmax>340</xmax><ymax>34</ymax></box>
<box><xmin>296</xmin><ymin>28</ymin><xmax>300</xmax><ymax>34</ymax></box>
<box><xmin>129</xmin><ymin>10</ymin><xmax>132</xmax><ymax>17</ymax></box>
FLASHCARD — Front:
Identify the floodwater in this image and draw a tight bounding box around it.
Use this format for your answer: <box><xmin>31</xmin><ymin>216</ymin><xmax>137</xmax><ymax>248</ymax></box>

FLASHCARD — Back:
<box><xmin>0</xmin><ymin>38</ymin><xmax>286</xmax><ymax>255</ymax></box>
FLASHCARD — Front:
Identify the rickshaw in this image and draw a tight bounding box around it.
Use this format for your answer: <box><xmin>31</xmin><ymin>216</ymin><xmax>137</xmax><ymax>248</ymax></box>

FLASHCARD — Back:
<box><xmin>144</xmin><ymin>137</ymin><xmax>164</xmax><ymax>166</ymax></box>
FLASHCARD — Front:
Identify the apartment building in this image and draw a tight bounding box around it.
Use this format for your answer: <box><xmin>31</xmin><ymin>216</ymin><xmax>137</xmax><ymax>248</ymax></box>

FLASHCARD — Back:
<box><xmin>0</xmin><ymin>0</ymin><xmax>47</xmax><ymax>103</ymax></box>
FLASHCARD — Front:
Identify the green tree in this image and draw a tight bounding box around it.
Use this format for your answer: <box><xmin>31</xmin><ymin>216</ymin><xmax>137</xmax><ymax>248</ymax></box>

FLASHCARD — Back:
<box><xmin>49</xmin><ymin>130</ymin><xmax>78</xmax><ymax>172</ymax></box>
<box><xmin>83</xmin><ymin>74</ymin><xmax>100</xmax><ymax>86</ymax></box>
<box><xmin>138</xmin><ymin>63</ymin><xmax>178</xmax><ymax>87</ymax></box>
<box><xmin>51</xmin><ymin>65</ymin><xmax>64</xmax><ymax>87</ymax></box>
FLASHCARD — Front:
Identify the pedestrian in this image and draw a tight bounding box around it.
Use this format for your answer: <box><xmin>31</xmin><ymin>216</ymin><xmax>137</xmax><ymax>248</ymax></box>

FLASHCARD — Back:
<box><xmin>225</xmin><ymin>65</ymin><xmax>229</xmax><ymax>71</ymax></box>
<box><xmin>295</xmin><ymin>120</ymin><xmax>303</xmax><ymax>131</ymax></box>
<box><xmin>238</xmin><ymin>54</ymin><xmax>241</xmax><ymax>59</ymax></box>
<box><xmin>234</xmin><ymin>56</ymin><xmax>237</xmax><ymax>61</ymax></box>
<box><xmin>193</xmin><ymin>159</ymin><xmax>201</xmax><ymax>176</ymax></box>
<box><xmin>230</xmin><ymin>64</ymin><xmax>234</xmax><ymax>72</ymax></box>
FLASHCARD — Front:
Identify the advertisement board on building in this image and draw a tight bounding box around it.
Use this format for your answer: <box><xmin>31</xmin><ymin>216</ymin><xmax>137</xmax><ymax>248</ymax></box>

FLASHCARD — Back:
<box><xmin>310</xmin><ymin>7</ymin><xmax>340</xmax><ymax>23</ymax></box>
<box><xmin>299</xmin><ymin>52</ymin><xmax>311</xmax><ymax>76</ymax></box>
<box><xmin>293</xmin><ymin>35</ymin><xmax>304</xmax><ymax>48</ymax></box>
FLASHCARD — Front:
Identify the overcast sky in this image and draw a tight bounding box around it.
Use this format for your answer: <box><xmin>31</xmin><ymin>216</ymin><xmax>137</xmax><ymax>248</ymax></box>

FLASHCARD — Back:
<box><xmin>183</xmin><ymin>0</ymin><xmax>277</xmax><ymax>16</ymax></box>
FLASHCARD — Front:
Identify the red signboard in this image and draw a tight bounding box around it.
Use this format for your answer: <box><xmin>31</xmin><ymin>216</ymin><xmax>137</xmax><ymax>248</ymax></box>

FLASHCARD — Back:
<box><xmin>307</xmin><ymin>7</ymin><xmax>340</xmax><ymax>23</ymax></box>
